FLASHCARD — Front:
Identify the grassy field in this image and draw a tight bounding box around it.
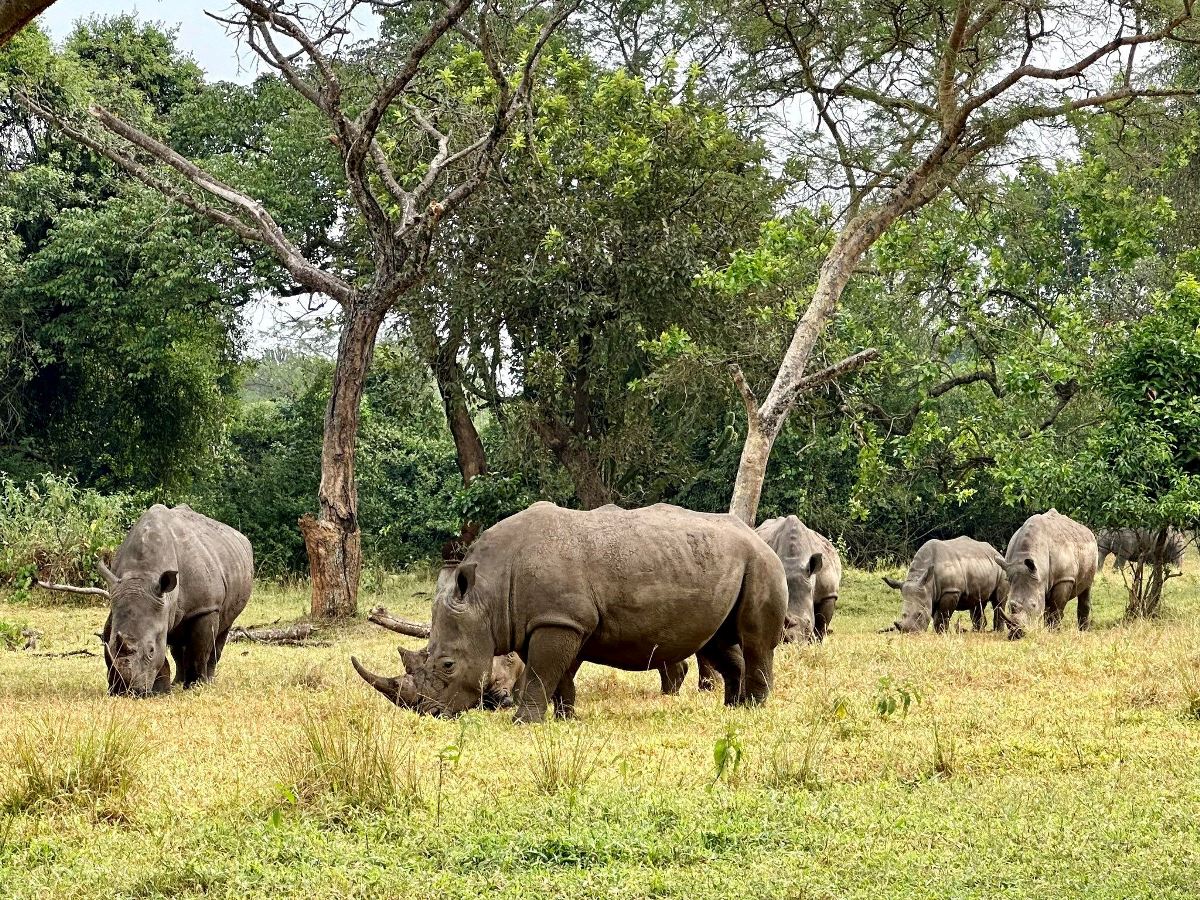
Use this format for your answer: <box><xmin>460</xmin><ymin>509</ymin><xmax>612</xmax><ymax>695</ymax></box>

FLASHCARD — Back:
<box><xmin>1</xmin><ymin>562</ymin><xmax>1199</xmax><ymax>899</ymax></box>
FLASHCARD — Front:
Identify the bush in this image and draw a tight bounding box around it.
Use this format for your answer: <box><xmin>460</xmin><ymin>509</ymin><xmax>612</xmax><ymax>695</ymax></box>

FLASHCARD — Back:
<box><xmin>0</xmin><ymin>473</ymin><xmax>144</xmax><ymax>597</ymax></box>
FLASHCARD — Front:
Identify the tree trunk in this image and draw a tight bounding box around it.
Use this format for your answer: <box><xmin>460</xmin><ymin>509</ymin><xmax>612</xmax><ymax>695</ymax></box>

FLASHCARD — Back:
<box><xmin>302</xmin><ymin>302</ymin><xmax>386</xmax><ymax>619</ymax></box>
<box><xmin>0</xmin><ymin>0</ymin><xmax>55</xmax><ymax>46</ymax></box>
<box><xmin>728</xmin><ymin>223</ymin><xmax>876</xmax><ymax>524</ymax></box>
<box><xmin>529</xmin><ymin>418</ymin><xmax>612</xmax><ymax>509</ymax></box>
<box><xmin>432</xmin><ymin>343</ymin><xmax>488</xmax><ymax>485</ymax></box>
<box><xmin>1126</xmin><ymin>527</ymin><xmax>1170</xmax><ymax>619</ymax></box>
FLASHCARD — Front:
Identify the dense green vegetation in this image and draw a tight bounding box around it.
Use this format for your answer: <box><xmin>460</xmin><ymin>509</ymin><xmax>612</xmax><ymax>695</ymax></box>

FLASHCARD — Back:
<box><xmin>1</xmin><ymin>4</ymin><xmax>1198</xmax><ymax>577</ymax></box>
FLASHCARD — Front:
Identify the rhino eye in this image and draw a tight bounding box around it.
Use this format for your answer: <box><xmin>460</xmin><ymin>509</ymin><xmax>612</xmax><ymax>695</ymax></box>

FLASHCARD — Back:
<box><xmin>440</xmin><ymin>658</ymin><xmax>454</xmax><ymax>672</ymax></box>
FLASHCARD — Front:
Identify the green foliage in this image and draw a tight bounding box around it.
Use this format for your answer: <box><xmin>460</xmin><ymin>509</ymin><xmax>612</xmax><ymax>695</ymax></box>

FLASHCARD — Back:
<box><xmin>874</xmin><ymin>676</ymin><xmax>921</xmax><ymax>720</ymax></box>
<box><xmin>0</xmin><ymin>618</ymin><xmax>27</xmax><ymax>649</ymax></box>
<box><xmin>712</xmin><ymin>724</ymin><xmax>744</xmax><ymax>784</ymax></box>
<box><xmin>0</xmin><ymin>473</ymin><xmax>142</xmax><ymax>597</ymax></box>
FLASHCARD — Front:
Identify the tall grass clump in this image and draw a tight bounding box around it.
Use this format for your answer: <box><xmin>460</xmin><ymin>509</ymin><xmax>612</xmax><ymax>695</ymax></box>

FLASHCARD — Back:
<box><xmin>275</xmin><ymin>706</ymin><xmax>423</xmax><ymax>815</ymax></box>
<box><xmin>528</xmin><ymin>723</ymin><xmax>606</xmax><ymax>797</ymax></box>
<box><xmin>1</xmin><ymin>715</ymin><xmax>145</xmax><ymax>815</ymax></box>
<box><xmin>0</xmin><ymin>474</ymin><xmax>143</xmax><ymax>597</ymax></box>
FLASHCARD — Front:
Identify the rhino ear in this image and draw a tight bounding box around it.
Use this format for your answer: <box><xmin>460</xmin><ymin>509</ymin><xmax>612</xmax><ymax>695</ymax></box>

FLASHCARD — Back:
<box><xmin>399</xmin><ymin>646</ymin><xmax>426</xmax><ymax>674</ymax></box>
<box><xmin>1023</xmin><ymin>558</ymin><xmax>1037</xmax><ymax>575</ymax></box>
<box><xmin>882</xmin><ymin>576</ymin><xmax>903</xmax><ymax>590</ymax></box>
<box><xmin>455</xmin><ymin>562</ymin><xmax>477</xmax><ymax>596</ymax></box>
<box><xmin>807</xmin><ymin>553</ymin><xmax>824</xmax><ymax>576</ymax></box>
<box><xmin>156</xmin><ymin>570</ymin><xmax>178</xmax><ymax>596</ymax></box>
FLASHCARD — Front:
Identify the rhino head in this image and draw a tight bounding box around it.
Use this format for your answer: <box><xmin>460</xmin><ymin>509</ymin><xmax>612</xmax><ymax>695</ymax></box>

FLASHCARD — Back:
<box><xmin>781</xmin><ymin>554</ymin><xmax>821</xmax><ymax>643</ymax></box>
<box><xmin>103</xmin><ymin>560</ymin><xmax>177</xmax><ymax>697</ymax></box>
<box><xmin>882</xmin><ymin>570</ymin><xmax>934</xmax><ymax>633</ymax></box>
<box><xmin>1001</xmin><ymin>557</ymin><xmax>1044</xmax><ymax>639</ymax></box>
<box><xmin>353</xmin><ymin>561</ymin><xmax>496</xmax><ymax>716</ymax></box>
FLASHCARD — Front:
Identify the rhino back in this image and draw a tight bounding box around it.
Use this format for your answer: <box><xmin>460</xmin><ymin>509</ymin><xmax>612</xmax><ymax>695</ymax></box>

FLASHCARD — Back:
<box><xmin>924</xmin><ymin>537</ymin><xmax>1005</xmax><ymax>598</ymax></box>
<box><xmin>116</xmin><ymin>505</ymin><xmax>253</xmax><ymax>629</ymax></box>
<box><xmin>477</xmin><ymin>503</ymin><xmax>781</xmax><ymax>667</ymax></box>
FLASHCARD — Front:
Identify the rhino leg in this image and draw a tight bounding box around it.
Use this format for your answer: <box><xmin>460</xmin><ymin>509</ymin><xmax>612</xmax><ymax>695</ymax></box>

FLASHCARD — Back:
<box><xmin>514</xmin><ymin>626</ymin><xmax>582</xmax><ymax>724</ymax></box>
<box><xmin>658</xmin><ymin>660</ymin><xmax>688</xmax><ymax>695</ymax></box>
<box><xmin>698</xmin><ymin>638</ymin><xmax>745</xmax><ymax>706</ymax></box>
<box><xmin>178</xmin><ymin>610</ymin><xmax>219</xmax><ymax>688</ymax></box>
<box><xmin>1045</xmin><ymin>583</ymin><xmax>1071</xmax><ymax>629</ymax></box>
<box><xmin>552</xmin><ymin>661</ymin><xmax>582</xmax><ymax>720</ymax></box>
<box><xmin>932</xmin><ymin>609</ymin><xmax>951</xmax><ymax>634</ymax></box>
<box><xmin>1076</xmin><ymin>588</ymin><xmax>1092</xmax><ymax>631</ymax></box>
<box><xmin>970</xmin><ymin>602</ymin><xmax>986</xmax><ymax>631</ymax></box>
<box><xmin>696</xmin><ymin>656</ymin><xmax>719</xmax><ymax>692</ymax></box>
<box><xmin>814</xmin><ymin>598</ymin><xmax>836</xmax><ymax>642</ymax></box>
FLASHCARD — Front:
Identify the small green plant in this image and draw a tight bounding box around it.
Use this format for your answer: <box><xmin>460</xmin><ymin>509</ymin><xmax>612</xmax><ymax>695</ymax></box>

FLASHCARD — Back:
<box><xmin>275</xmin><ymin>706</ymin><xmax>423</xmax><ymax>815</ymax></box>
<box><xmin>435</xmin><ymin>714</ymin><xmax>478</xmax><ymax>824</ymax></box>
<box><xmin>875</xmin><ymin>675</ymin><xmax>922</xmax><ymax>720</ymax></box>
<box><xmin>712</xmin><ymin>724</ymin><xmax>745</xmax><ymax>785</ymax></box>
<box><xmin>1</xmin><ymin>714</ymin><xmax>145</xmax><ymax>815</ymax></box>
<box><xmin>0</xmin><ymin>618</ymin><xmax>28</xmax><ymax>650</ymax></box>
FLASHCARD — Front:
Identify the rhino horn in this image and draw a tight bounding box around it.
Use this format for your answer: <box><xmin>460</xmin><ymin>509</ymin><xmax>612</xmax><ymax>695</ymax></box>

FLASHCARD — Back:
<box><xmin>351</xmin><ymin>657</ymin><xmax>417</xmax><ymax>708</ymax></box>
<box><xmin>882</xmin><ymin>576</ymin><xmax>903</xmax><ymax>590</ymax></box>
<box><xmin>97</xmin><ymin>556</ymin><xmax>118</xmax><ymax>587</ymax></box>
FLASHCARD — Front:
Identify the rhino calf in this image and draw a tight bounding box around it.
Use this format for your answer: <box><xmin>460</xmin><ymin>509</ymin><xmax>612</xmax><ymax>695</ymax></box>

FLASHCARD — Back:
<box><xmin>1003</xmin><ymin>509</ymin><xmax>1096</xmax><ymax>639</ymax></box>
<box><xmin>101</xmin><ymin>505</ymin><xmax>253</xmax><ymax>696</ymax></box>
<box><xmin>755</xmin><ymin>516</ymin><xmax>841</xmax><ymax>643</ymax></box>
<box><xmin>882</xmin><ymin>537</ymin><xmax>1007</xmax><ymax>634</ymax></box>
<box><xmin>354</xmin><ymin>502</ymin><xmax>787</xmax><ymax>722</ymax></box>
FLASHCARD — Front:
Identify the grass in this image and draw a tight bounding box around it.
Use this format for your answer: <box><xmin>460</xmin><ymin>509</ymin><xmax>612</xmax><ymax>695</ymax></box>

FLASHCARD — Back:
<box><xmin>0</xmin><ymin>565</ymin><xmax>1198</xmax><ymax>898</ymax></box>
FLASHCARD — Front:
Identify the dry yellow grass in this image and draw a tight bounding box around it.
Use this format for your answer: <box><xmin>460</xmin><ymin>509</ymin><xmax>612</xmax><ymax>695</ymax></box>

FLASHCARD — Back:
<box><xmin>0</xmin><ymin>563</ymin><xmax>1198</xmax><ymax>899</ymax></box>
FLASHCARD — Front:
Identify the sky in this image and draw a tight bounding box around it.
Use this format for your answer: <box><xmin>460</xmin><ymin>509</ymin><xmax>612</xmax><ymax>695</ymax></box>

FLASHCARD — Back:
<box><xmin>39</xmin><ymin>1</ymin><xmax>262</xmax><ymax>83</ymax></box>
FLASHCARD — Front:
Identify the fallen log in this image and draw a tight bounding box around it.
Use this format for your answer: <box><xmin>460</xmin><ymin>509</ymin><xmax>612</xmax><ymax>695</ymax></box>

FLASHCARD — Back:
<box><xmin>367</xmin><ymin>607</ymin><xmax>430</xmax><ymax>639</ymax></box>
<box><xmin>229</xmin><ymin>623</ymin><xmax>325</xmax><ymax>646</ymax></box>
<box><xmin>30</xmin><ymin>577</ymin><xmax>110</xmax><ymax>600</ymax></box>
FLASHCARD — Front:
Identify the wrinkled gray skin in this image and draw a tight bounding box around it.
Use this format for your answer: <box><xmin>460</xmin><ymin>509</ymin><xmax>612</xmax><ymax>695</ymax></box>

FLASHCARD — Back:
<box><xmin>882</xmin><ymin>537</ymin><xmax>1008</xmax><ymax>634</ymax></box>
<box><xmin>755</xmin><ymin>516</ymin><xmax>841</xmax><ymax>643</ymax></box>
<box><xmin>353</xmin><ymin>502</ymin><xmax>786</xmax><ymax>722</ymax></box>
<box><xmin>101</xmin><ymin>505</ymin><xmax>253</xmax><ymax>696</ymax></box>
<box><xmin>1003</xmin><ymin>509</ymin><xmax>1096</xmax><ymax>640</ymax></box>
<box><xmin>1096</xmin><ymin>527</ymin><xmax>1186</xmax><ymax>571</ymax></box>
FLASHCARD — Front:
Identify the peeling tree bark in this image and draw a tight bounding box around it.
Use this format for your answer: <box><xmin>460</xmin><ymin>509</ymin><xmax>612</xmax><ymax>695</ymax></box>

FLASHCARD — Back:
<box><xmin>0</xmin><ymin>0</ymin><xmax>55</xmax><ymax>47</ymax></box>
<box><xmin>301</xmin><ymin>303</ymin><xmax>386</xmax><ymax>619</ymax></box>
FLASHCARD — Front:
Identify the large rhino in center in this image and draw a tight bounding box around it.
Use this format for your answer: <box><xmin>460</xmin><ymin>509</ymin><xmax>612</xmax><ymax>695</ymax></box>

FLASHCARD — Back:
<box><xmin>1002</xmin><ymin>509</ymin><xmax>1096</xmax><ymax>639</ymax></box>
<box><xmin>101</xmin><ymin>504</ymin><xmax>253</xmax><ymax>696</ymax></box>
<box><xmin>353</xmin><ymin>502</ymin><xmax>787</xmax><ymax>722</ymax></box>
<box><xmin>755</xmin><ymin>516</ymin><xmax>841</xmax><ymax>643</ymax></box>
<box><xmin>881</xmin><ymin>536</ymin><xmax>1007</xmax><ymax>633</ymax></box>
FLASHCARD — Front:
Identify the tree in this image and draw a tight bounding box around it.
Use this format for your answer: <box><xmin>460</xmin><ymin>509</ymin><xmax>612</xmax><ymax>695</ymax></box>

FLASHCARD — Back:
<box><xmin>11</xmin><ymin>0</ymin><xmax>577</xmax><ymax>617</ymax></box>
<box><xmin>1</xmin><ymin>21</ymin><xmax>241</xmax><ymax>492</ymax></box>
<box><xmin>996</xmin><ymin>275</ymin><xmax>1200</xmax><ymax>617</ymax></box>
<box><xmin>721</xmin><ymin>0</ymin><xmax>1199</xmax><ymax>524</ymax></box>
<box><xmin>417</xmin><ymin>49</ymin><xmax>777</xmax><ymax>508</ymax></box>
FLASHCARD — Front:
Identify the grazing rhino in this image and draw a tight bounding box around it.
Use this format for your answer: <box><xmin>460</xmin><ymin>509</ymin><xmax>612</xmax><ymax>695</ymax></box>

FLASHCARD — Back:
<box><xmin>100</xmin><ymin>504</ymin><xmax>253</xmax><ymax>696</ymax></box>
<box><xmin>1096</xmin><ymin>527</ymin><xmax>1187</xmax><ymax>572</ymax></box>
<box><xmin>352</xmin><ymin>502</ymin><xmax>786</xmax><ymax>722</ymax></box>
<box><xmin>1002</xmin><ymin>509</ymin><xmax>1096</xmax><ymax>639</ymax></box>
<box><xmin>881</xmin><ymin>537</ymin><xmax>1008</xmax><ymax>633</ymax></box>
<box><xmin>755</xmin><ymin>516</ymin><xmax>841</xmax><ymax>642</ymax></box>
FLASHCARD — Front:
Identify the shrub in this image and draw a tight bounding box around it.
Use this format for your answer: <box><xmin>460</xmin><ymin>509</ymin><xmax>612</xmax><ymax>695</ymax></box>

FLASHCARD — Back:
<box><xmin>0</xmin><ymin>473</ymin><xmax>144</xmax><ymax>597</ymax></box>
